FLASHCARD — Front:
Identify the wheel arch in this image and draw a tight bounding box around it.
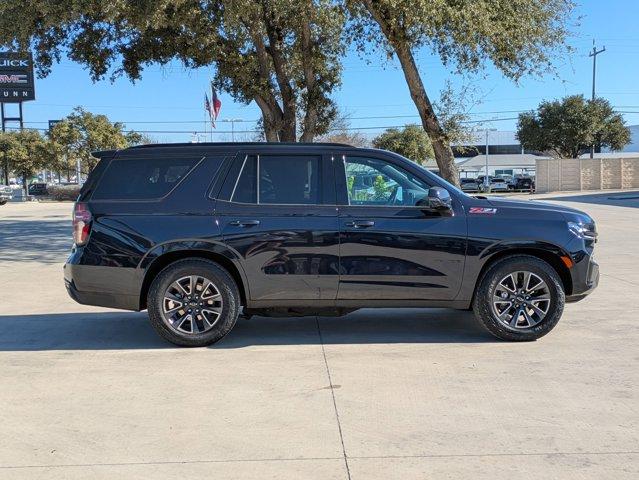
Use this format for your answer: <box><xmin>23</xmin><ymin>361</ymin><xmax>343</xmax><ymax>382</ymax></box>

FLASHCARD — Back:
<box><xmin>474</xmin><ymin>244</ymin><xmax>573</xmax><ymax>299</ymax></box>
<box><xmin>138</xmin><ymin>245</ymin><xmax>249</xmax><ymax>310</ymax></box>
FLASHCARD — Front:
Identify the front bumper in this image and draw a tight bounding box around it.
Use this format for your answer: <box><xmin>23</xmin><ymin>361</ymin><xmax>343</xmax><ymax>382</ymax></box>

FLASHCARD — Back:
<box><xmin>565</xmin><ymin>251</ymin><xmax>599</xmax><ymax>303</ymax></box>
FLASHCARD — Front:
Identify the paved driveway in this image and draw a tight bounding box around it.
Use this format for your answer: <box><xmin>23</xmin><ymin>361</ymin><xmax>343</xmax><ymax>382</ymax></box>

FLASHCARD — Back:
<box><xmin>0</xmin><ymin>195</ymin><xmax>637</xmax><ymax>479</ymax></box>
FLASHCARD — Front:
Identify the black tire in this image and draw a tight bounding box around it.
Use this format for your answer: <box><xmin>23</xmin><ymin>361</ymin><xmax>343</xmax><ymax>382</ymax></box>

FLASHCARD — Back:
<box><xmin>147</xmin><ymin>259</ymin><xmax>240</xmax><ymax>347</ymax></box>
<box><xmin>0</xmin><ymin>200</ymin><xmax>6</xmax><ymax>206</ymax></box>
<box><xmin>472</xmin><ymin>255</ymin><xmax>565</xmax><ymax>341</ymax></box>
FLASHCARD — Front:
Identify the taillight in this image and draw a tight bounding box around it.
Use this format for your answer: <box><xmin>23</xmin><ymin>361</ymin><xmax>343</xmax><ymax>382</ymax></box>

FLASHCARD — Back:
<box><xmin>73</xmin><ymin>202</ymin><xmax>92</xmax><ymax>246</ymax></box>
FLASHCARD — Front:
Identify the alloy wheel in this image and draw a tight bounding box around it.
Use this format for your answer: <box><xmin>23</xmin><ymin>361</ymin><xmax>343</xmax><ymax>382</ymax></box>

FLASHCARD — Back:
<box><xmin>162</xmin><ymin>275</ymin><xmax>223</xmax><ymax>334</ymax></box>
<box><xmin>491</xmin><ymin>271</ymin><xmax>551</xmax><ymax>329</ymax></box>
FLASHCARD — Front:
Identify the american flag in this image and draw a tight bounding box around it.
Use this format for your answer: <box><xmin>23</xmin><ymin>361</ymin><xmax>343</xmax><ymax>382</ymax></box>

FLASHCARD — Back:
<box><xmin>205</xmin><ymin>84</ymin><xmax>222</xmax><ymax>128</ymax></box>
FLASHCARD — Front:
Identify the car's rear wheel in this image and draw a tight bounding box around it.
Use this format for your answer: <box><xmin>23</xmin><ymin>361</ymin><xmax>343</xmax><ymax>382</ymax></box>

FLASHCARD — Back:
<box><xmin>148</xmin><ymin>259</ymin><xmax>240</xmax><ymax>347</ymax></box>
<box><xmin>472</xmin><ymin>255</ymin><xmax>565</xmax><ymax>341</ymax></box>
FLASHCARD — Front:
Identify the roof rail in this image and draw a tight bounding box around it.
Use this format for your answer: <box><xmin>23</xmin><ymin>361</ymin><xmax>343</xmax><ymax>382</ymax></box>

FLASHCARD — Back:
<box><xmin>126</xmin><ymin>141</ymin><xmax>356</xmax><ymax>150</ymax></box>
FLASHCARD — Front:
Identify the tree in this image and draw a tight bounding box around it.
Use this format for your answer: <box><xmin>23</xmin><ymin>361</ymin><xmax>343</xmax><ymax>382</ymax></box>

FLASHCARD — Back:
<box><xmin>49</xmin><ymin>107</ymin><xmax>141</xmax><ymax>173</ymax></box>
<box><xmin>1</xmin><ymin>130</ymin><xmax>49</xmax><ymax>194</ymax></box>
<box><xmin>516</xmin><ymin>95</ymin><xmax>631</xmax><ymax>158</ymax></box>
<box><xmin>373</xmin><ymin>125</ymin><xmax>435</xmax><ymax>165</ymax></box>
<box><xmin>348</xmin><ymin>0</ymin><xmax>575</xmax><ymax>185</ymax></box>
<box><xmin>0</xmin><ymin>132</ymin><xmax>19</xmax><ymax>185</ymax></box>
<box><xmin>0</xmin><ymin>0</ymin><xmax>345</xmax><ymax>142</ymax></box>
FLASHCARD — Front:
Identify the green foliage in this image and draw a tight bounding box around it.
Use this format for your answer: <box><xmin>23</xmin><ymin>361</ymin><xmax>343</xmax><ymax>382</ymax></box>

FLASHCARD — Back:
<box><xmin>0</xmin><ymin>0</ymin><xmax>345</xmax><ymax>141</ymax></box>
<box><xmin>516</xmin><ymin>95</ymin><xmax>631</xmax><ymax>158</ymax></box>
<box><xmin>0</xmin><ymin>130</ymin><xmax>49</xmax><ymax>190</ymax></box>
<box><xmin>49</xmin><ymin>107</ymin><xmax>142</xmax><ymax>172</ymax></box>
<box><xmin>346</xmin><ymin>0</ymin><xmax>575</xmax><ymax>185</ymax></box>
<box><xmin>372</xmin><ymin>125</ymin><xmax>435</xmax><ymax>165</ymax></box>
<box><xmin>348</xmin><ymin>0</ymin><xmax>575</xmax><ymax>80</ymax></box>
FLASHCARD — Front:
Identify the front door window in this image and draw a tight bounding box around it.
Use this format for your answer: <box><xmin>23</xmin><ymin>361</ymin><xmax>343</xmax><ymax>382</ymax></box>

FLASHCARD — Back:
<box><xmin>344</xmin><ymin>156</ymin><xmax>431</xmax><ymax>207</ymax></box>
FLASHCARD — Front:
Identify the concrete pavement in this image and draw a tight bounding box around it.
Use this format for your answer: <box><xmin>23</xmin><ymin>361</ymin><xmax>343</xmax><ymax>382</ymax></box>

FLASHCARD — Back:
<box><xmin>0</xmin><ymin>195</ymin><xmax>637</xmax><ymax>479</ymax></box>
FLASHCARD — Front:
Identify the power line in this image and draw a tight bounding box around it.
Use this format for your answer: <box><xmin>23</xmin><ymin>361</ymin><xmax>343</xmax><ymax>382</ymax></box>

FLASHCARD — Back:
<box><xmin>4</xmin><ymin>116</ymin><xmax>522</xmax><ymax>135</ymax></box>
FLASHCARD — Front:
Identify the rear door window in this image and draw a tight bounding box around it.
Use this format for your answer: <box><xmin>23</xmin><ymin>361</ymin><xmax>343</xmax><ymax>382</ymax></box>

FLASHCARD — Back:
<box><xmin>230</xmin><ymin>154</ymin><xmax>321</xmax><ymax>205</ymax></box>
<box><xmin>92</xmin><ymin>156</ymin><xmax>201</xmax><ymax>200</ymax></box>
<box><xmin>259</xmin><ymin>155</ymin><xmax>320</xmax><ymax>204</ymax></box>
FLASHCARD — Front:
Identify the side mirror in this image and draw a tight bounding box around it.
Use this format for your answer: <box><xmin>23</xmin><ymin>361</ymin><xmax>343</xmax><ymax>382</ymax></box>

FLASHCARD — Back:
<box><xmin>428</xmin><ymin>187</ymin><xmax>452</xmax><ymax>210</ymax></box>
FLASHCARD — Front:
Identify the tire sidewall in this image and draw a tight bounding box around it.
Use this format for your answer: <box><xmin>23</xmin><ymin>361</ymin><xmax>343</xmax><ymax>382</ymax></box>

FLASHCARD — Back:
<box><xmin>148</xmin><ymin>259</ymin><xmax>239</xmax><ymax>347</ymax></box>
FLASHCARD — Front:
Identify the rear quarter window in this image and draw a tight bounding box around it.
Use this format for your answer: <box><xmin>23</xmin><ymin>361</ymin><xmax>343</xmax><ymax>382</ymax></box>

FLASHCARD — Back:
<box><xmin>91</xmin><ymin>156</ymin><xmax>201</xmax><ymax>200</ymax></box>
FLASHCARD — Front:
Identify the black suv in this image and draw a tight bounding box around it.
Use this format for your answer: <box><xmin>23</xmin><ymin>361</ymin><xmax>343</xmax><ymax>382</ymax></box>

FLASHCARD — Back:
<box><xmin>64</xmin><ymin>143</ymin><xmax>599</xmax><ymax>346</ymax></box>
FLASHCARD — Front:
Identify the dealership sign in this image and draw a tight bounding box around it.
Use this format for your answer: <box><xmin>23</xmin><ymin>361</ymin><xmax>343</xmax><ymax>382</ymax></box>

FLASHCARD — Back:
<box><xmin>0</xmin><ymin>52</ymin><xmax>35</xmax><ymax>102</ymax></box>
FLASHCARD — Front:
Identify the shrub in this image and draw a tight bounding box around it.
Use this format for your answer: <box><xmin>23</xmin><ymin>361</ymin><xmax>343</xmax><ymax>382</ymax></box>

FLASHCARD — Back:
<box><xmin>48</xmin><ymin>184</ymin><xmax>81</xmax><ymax>201</ymax></box>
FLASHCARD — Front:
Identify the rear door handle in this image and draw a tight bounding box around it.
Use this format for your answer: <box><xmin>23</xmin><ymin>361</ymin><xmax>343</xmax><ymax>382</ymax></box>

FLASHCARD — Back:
<box><xmin>345</xmin><ymin>220</ymin><xmax>375</xmax><ymax>228</ymax></box>
<box><xmin>229</xmin><ymin>220</ymin><xmax>261</xmax><ymax>227</ymax></box>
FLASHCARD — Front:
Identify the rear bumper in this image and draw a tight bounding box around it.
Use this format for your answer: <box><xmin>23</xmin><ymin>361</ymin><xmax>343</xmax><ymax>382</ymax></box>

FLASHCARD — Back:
<box><xmin>64</xmin><ymin>278</ymin><xmax>139</xmax><ymax>310</ymax></box>
<box><xmin>64</xmin><ymin>257</ymin><xmax>141</xmax><ymax>311</ymax></box>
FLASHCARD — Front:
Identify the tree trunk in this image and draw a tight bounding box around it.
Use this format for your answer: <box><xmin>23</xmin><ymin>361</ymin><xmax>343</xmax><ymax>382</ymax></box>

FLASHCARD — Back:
<box><xmin>299</xmin><ymin>14</ymin><xmax>318</xmax><ymax>143</ymax></box>
<box><xmin>262</xmin><ymin>3</ymin><xmax>297</xmax><ymax>141</ymax></box>
<box><xmin>362</xmin><ymin>1</ymin><xmax>459</xmax><ymax>186</ymax></box>
<box><xmin>21</xmin><ymin>170</ymin><xmax>28</xmax><ymax>199</ymax></box>
<box><xmin>3</xmin><ymin>158</ymin><xmax>8</xmax><ymax>185</ymax></box>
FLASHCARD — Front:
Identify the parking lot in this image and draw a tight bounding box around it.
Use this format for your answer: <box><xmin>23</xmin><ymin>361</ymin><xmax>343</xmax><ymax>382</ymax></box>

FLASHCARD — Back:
<box><xmin>1</xmin><ymin>193</ymin><xmax>638</xmax><ymax>479</ymax></box>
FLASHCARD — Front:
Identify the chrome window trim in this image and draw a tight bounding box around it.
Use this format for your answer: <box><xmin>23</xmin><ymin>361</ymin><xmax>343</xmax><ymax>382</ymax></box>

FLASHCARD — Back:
<box><xmin>230</xmin><ymin>154</ymin><xmax>249</xmax><ymax>203</ymax></box>
<box><xmin>256</xmin><ymin>154</ymin><xmax>261</xmax><ymax>204</ymax></box>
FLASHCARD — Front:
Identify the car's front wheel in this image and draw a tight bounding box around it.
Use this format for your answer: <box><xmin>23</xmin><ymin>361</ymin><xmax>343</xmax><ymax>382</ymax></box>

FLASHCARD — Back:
<box><xmin>472</xmin><ymin>255</ymin><xmax>565</xmax><ymax>341</ymax></box>
<box><xmin>148</xmin><ymin>259</ymin><xmax>240</xmax><ymax>347</ymax></box>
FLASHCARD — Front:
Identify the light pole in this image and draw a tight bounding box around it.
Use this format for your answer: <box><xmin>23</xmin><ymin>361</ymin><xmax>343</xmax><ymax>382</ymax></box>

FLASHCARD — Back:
<box><xmin>484</xmin><ymin>128</ymin><xmax>497</xmax><ymax>190</ymax></box>
<box><xmin>221</xmin><ymin>118</ymin><xmax>243</xmax><ymax>142</ymax></box>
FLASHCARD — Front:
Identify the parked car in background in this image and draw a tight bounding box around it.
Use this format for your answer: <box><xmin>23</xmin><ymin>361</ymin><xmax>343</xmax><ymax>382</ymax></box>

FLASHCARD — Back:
<box><xmin>475</xmin><ymin>176</ymin><xmax>509</xmax><ymax>193</ymax></box>
<box><xmin>489</xmin><ymin>177</ymin><xmax>509</xmax><ymax>193</ymax></box>
<box><xmin>460</xmin><ymin>177</ymin><xmax>480</xmax><ymax>193</ymax></box>
<box><xmin>28</xmin><ymin>182</ymin><xmax>49</xmax><ymax>196</ymax></box>
<box><xmin>0</xmin><ymin>185</ymin><xmax>12</xmax><ymax>205</ymax></box>
<box><xmin>64</xmin><ymin>142</ymin><xmax>599</xmax><ymax>347</ymax></box>
<box><xmin>496</xmin><ymin>174</ymin><xmax>514</xmax><ymax>184</ymax></box>
<box><xmin>509</xmin><ymin>175</ymin><xmax>535</xmax><ymax>192</ymax></box>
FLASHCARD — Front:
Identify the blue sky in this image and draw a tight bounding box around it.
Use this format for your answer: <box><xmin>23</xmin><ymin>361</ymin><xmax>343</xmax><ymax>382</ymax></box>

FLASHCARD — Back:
<box><xmin>8</xmin><ymin>0</ymin><xmax>639</xmax><ymax>143</ymax></box>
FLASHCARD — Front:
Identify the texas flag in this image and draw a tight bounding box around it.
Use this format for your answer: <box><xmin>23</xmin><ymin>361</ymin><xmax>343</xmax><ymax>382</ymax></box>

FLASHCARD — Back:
<box><xmin>205</xmin><ymin>83</ymin><xmax>222</xmax><ymax>128</ymax></box>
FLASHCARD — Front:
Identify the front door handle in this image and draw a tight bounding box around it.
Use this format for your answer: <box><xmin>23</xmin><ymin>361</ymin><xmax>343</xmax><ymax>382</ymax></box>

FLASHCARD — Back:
<box><xmin>229</xmin><ymin>220</ymin><xmax>261</xmax><ymax>227</ymax></box>
<box><xmin>345</xmin><ymin>220</ymin><xmax>375</xmax><ymax>228</ymax></box>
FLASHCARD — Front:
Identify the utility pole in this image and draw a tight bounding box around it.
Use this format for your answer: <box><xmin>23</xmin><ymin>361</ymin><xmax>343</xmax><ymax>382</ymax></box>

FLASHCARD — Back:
<box><xmin>1</xmin><ymin>103</ymin><xmax>7</xmax><ymax>186</ymax></box>
<box><xmin>589</xmin><ymin>40</ymin><xmax>606</xmax><ymax>159</ymax></box>
<box><xmin>484</xmin><ymin>129</ymin><xmax>490</xmax><ymax>190</ymax></box>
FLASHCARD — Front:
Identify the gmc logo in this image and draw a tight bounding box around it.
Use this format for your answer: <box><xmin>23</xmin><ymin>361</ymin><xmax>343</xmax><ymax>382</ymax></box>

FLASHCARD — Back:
<box><xmin>0</xmin><ymin>59</ymin><xmax>29</xmax><ymax>67</ymax></box>
<box><xmin>0</xmin><ymin>74</ymin><xmax>27</xmax><ymax>84</ymax></box>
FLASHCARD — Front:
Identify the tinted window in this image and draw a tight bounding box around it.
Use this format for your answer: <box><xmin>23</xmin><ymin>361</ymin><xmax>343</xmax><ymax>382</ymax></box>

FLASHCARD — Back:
<box><xmin>259</xmin><ymin>155</ymin><xmax>320</xmax><ymax>204</ymax></box>
<box><xmin>232</xmin><ymin>156</ymin><xmax>257</xmax><ymax>203</ymax></box>
<box><xmin>92</xmin><ymin>157</ymin><xmax>200</xmax><ymax>200</ymax></box>
<box><xmin>344</xmin><ymin>156</ymin><xmax>431</xmax><ymax>207</ymax></box>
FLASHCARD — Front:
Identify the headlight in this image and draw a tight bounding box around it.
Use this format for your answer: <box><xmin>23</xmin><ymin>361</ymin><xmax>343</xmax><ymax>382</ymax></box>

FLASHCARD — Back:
<box><xmin>568</xmin><ymin>221</ymin><xmax>597</xmax><ymax>240</ymax></box>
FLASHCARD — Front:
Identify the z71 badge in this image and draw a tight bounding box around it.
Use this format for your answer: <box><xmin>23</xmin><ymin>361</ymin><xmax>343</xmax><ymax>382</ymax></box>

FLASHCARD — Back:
<box><xmin>469</xmin><ymin>207</ymin><xmax>497</xmax><ymax>214</ymax></box>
